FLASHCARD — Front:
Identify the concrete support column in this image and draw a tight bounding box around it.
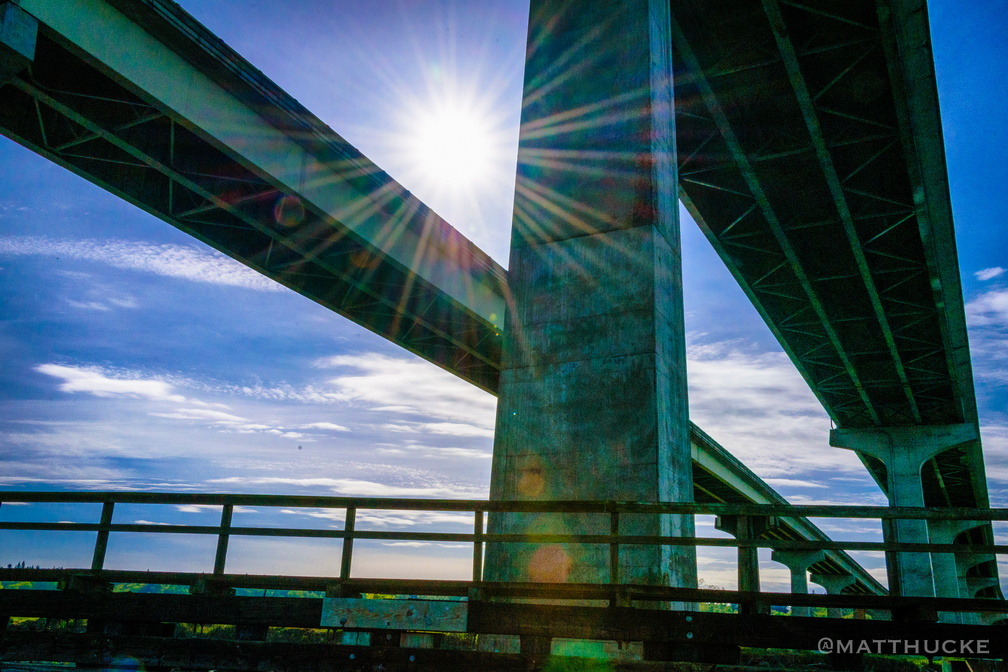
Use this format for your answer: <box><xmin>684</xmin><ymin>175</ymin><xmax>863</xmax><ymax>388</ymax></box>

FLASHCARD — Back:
<box><xmin>715</xmin><ymin>515</ymin><xmax>777</xmax><ymax>614</ymax></box>
<box><xmin>771</xmin><ymin>549</ymin><xmax>824</xmax><ymax>617</ymax></box>
<box><xmin>927</xmin><ymin>519</ymin><xmax>983</xmax><ymax>624</ymax></box>
<box><xmin>810</xmin><ymin>573</ymin><xmax>855</xmax><ymax>619</ymax></box>
<box><xmin>951</xmin><ymin>552</ymin><xmax>1002</xmax><ymax>625</ymax></box>
<box><xmin>486</xmin><ymin>0</ymin><xmax>695</xmax><ymax>591</ymax></box>
<box><xmin>830</xmin><ymin>424</ymin><xmax>977</xmax><ymax>598</ymax></box>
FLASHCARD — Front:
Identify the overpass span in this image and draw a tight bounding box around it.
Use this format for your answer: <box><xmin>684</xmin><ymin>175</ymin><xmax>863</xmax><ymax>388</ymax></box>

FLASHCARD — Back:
<box><xmin>0</xmin><ymin>0</ymin><xmax>998</xmax><ymax>599</ymax></box>
<box><xmin>669</xmin><ymin>0</ymin><xmax>987</xmax><ymax>516</ymax></box>
<box><xmin>0</xmin><ymin>0</ymin><xmax>506</xmax><ymax>393</ymax></box>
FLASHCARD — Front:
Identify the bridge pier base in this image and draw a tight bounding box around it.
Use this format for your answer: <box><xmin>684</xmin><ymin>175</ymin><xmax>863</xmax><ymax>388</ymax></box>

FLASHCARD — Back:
<box><xmin>830</xmin><ymin>424</ymin><xmax>977</xmax><ymax>600</ymax></box>
<box><xmin>927</xmin><ymin>519</ymin><xmax>985</xmax><ymax>623</ymax></box>
<box><xmin>810</xmin><ymin>572</ymin><xmax>855</xmax><ymax>618</ymax></box>
<box><xmin>486</xmin><ymin>0</ymin><xmax>695</xmax><ymax>592</ymax></box>
<box><xmin>716</xmin><ymin>514</ymin><xmax>774</xmax><ymax>614</ymax></box>
<box><xmin>772</xmin><ymin>549</ymin><xmax>824</xmax><ymax>617</ymax></box>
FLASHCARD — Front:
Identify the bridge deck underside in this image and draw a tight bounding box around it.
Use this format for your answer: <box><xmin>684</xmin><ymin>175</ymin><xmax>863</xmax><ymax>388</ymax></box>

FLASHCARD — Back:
<box><xmin>671</xmin><ymin>0</ymin><xmax>970</xmax><ymax>431</ymax></box>
<box><xmin>669</xmin><ymin>0</ymin><xmax>984</xmax><ymax>512</ymax></box>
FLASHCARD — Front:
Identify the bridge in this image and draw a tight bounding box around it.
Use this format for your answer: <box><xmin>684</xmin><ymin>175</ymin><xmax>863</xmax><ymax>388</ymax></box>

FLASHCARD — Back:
<box><xmin>0</xmin><ymin>0</ymin><xmax>1004</xmax><ymax>667</ymax></box>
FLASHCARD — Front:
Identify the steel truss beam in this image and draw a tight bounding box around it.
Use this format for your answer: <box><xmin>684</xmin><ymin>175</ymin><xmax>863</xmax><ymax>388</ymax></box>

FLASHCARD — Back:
<box><xmin>0</xmin><ymin>22</ymin><xmax>503</xmax><ymax>391</ymax></box>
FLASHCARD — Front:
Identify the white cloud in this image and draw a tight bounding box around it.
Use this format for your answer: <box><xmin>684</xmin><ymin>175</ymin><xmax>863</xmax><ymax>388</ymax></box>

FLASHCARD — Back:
<box><xmin>35</xmin><ymin>364</ymin><xmax>186</xmax><ymax>402</ymax></box>
<box><xmin>65</xmin><ymin>299</ymin><xmax>112</xmax><ymax>312</ymax></box>
<box><xmin>174</xmin><ymin>504</ymin><xmax>257</xmax><ymax>514</ymax></box>
<box><xmin>981</xmin><ymin>425</ymin><xmax>1008</xmax><ymax>491</ymax></box>
<box><xmin>380</xmin><ymin>421</ymin><xmax>493</xmax><ymax>437</ymax></box>
<box><xmin>31</xmin><ymin>363</ymin><xmax>334</xmax><ymax>443</ymax></box>
<box><xmin>0</xmin><ymin>235</ymin><xmax>281</xmax><ymax>292</ymax></box>
<box><xmin>210</xmin><ymin>476</ymin><xmax>482</xmax><ymax>499</ymax></box>
<box><xmin>966</xmin><ymin>287</ymin><xmax>1008</xmax><ymax>326</ymax></box>
<box><xmin>964</xmin><ymin>287</ymin><xmax>1008</xmax><ymax>402</ymax></box>
<box><xmin>278</xmin><ymin>507</ymin><xmax>473</xmax><ymax>527</ymax></box>
<box><xmin>418</xmin><ymin>422</ymin><xmax>494</xmax><ymax>437</ymax></box>
<box><xmin>315</xmin><ymin>354</ymin><xmax>496</xmax><ymax>428</ymax></box>
<box><xmin>686</xmin><ymin>340</ymin><xmax>866</xmax><ymax>481</ymax></box>
<box><xmin>383</xmin><ymin>541</ymin><xmax>432</xmax><ymax>548</ymax></box>
<box><xmin>151</xmin><ymin>408</ymin><xmax>247</xmax><ymax>423</ymax></box>
<box><xmin>975</xmin><ymin>267</ymin><xmax>1005</xmax><ymax>281</ymax></box>
<box><xmin>425</xmin><ymin>447</ymin><xmax>492</xmax><ymax>460</ymax></box>
<box><xmin>65</xmin><ymin>294</ymin><xmax>138</xmax><ymax>312</ymax></box>
<box><xmin>301</xmin><ymin>422</ymin><xmax>349</xmax><ymax>432</ymax></box>
<box><xmin>762</xmin><ymin>478</ymin><xmax>828</xmax><ymax>490</ymax></box>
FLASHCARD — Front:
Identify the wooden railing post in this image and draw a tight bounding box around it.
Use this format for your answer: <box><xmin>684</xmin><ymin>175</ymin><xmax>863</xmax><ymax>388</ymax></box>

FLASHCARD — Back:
<box><xmin>340</xmin><ymin>507</ymin><xmax>356</xmax><ymax>581</ymax></box>
<box><xmin>213</xmin><ymin>504</ymin><xmax>233</xmax><ymax>575</ymax></box>
<box><xmin>609</xmin><ymin>511</ymin><xmax>620</xmax><ymax>585</ymax></box>
<box><xmin>472</xmin><ymin>509</ymin><xmax>484</xmax><ymax>582</ymax></box>
<box><xmin>91</xmin><ymin>502</ymin><xmax>115</xmax><ymax>571</ymax></box>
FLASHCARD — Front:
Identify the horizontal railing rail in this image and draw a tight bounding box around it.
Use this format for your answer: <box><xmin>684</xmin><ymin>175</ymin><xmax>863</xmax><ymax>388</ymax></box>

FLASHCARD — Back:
<box><xmin>3</xmin><ymin>491</ymin><xmax>1008</xmax><ymax>519</ymax></box>
<box><xmin>1</xmin><ymin>491</ymin><xmax>1005</xmax><ymax>618</ymax></box>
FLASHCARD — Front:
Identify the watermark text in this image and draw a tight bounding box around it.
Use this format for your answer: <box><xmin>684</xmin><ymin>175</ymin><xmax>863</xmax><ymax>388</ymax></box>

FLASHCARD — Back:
<box><xmin>817</xmin><ymin>638</ymin><xmax>989</xmax><ymax>656</ymax></box>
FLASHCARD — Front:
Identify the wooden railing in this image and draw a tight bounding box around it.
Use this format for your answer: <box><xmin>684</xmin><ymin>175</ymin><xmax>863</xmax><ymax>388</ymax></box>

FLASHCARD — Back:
<box><xmin>1</xmin><ymin>491</ymin><xmax>1005</xmax><ymax>617</ymax></box>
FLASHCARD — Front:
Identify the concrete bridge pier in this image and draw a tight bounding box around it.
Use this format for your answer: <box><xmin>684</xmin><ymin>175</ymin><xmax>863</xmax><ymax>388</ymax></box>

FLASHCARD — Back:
<box><xmin>927</xmin><ymin>519</ymin><xmax>985</xmax><ymax>623</ymax></box>
<box><xmin>715</xmin><ymin>515</ymin><xmax>775</xmax><ymax>613</ymax></box>
<box><xmin>486</xmin><ymin>0</ymin><xmax>696</xmax><ymax>592</ymax></box>
<box><xmin>810</xmin><ymin>573</ymin><xmax>855</xmax><ymax>619</ymax></box>
<box><xmin>772</xmin><ymin>550</ymin><xmax>824</xmax><ymax>617</ymax></box>
<box><xmin>830</xmin><ymin>424</ymin><xmax>978</xmax><ymax>599</ymax></box>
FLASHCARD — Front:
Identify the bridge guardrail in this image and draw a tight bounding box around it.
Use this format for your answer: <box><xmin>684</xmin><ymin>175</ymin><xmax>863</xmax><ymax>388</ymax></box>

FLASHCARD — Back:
<box><xmin>1</xmin><ymin>492</ymin><xmax>1005</xmax><ymax>617</ymax></box>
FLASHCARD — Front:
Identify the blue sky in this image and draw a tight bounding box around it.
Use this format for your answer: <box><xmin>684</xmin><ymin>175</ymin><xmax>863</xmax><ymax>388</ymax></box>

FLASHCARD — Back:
<box><xmin>1</xmin><ymin>0</ymin><xmax>1006</xmax><ymax>591</ymax></box>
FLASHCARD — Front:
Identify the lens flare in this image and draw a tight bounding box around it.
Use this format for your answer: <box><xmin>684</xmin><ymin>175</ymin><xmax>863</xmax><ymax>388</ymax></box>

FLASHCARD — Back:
<box><xmin>528</xmin><ymin>544</ymin><xmax>572</xmax><ymax>583</ymax></box>
<box><xmin>273</xmin><ymin>194</ymin><xmax>305</xmax><ymax>228</ymax></box>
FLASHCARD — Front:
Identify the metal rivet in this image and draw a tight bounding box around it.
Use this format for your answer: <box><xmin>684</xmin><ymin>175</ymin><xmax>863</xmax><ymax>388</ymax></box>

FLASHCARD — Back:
<box><xmin>687</xmin><ymin>632</ymin><xmax>694</xmax><ymax>639</ymax></box>
<box><xmin>685</xmin><ymin>615</ymin><xmax>692</xmax><ymax>622</ymax></box>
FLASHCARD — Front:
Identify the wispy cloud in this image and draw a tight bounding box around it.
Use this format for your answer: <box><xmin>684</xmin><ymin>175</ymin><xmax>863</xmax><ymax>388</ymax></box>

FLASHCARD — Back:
<box><xmin>175</xmin><ymin>504</ymin><xmax>257</xmax><ymax>514</ymax></box>
<box><xmin>301</xmin><ymin>422</ymin><xmax>349</xmax><ymax>432</ymax></box>
<box><xmin>0</xmin><ymin>235</ymin><xmax>281</xmax><ymax>292</ymax></box>
<box><xmin>278</xmin><ymin>507</ymin><xmax>474</xmax><ymax>527</ymax></box>
<box><xmin>975</xmin><ymin>267</ymin><xmax>1005</xmax><ymax>281</ymax></box>
<box><xmin>762</xmin><ymin>478</ymin><xmax>828</xmax><ymax>490</ymax></box>
<box><xmin>967</xmin><ymin>286</ymin><xmax>1008</xmax><ymax>326</ymax></box>
<box><xmin>686</xmin><ymin>340</ymin><xmax>865</xmax><ymax>481</ymax></box>
<box><xmin>151</xmin><ymin>408</ymin><xmax>247</xmax><ymax>423</ymax></box>
<box><xmin>964</xmin><ymin>286</ymin><xmax>1008</xmax><ymax>406</ymax></box>
<box><xmin>210</xmin><ymin>476</ymin><xmax>483</xmax><ymax>499</ymax></box>
<box><xmin>31</xmin><ymin>363</ymin><xmax>352</xmax><ymax>441</ymax></box>
<box><xmin>381</xmin><ymin>421</ymin><xmax>493</xmax><ymax>437</ymax></box>
<box><xmin>315</xmin><ymin>354</ymin><xmax>496</xmax><ymax>428</ymax></box>
<box><xmin>36</xmin><ymin>364</ymin><xmax>186</xmax><ymax>402</ymax></box>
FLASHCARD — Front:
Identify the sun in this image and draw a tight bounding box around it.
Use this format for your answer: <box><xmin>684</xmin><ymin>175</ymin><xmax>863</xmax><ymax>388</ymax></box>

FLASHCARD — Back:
<box><xmin>379</xmin><ymin>70</ymin><xmax>520</xmax><ymax>257</ymax></box>
<box><xmin>409</xmin><ymin>97</ymin><xmax>498</xmax><ymax>192</ymax></box>
<box><xmin>412</xmin><ymin>105</ymin><xmax>495</xmax><ymax>189</ymax></box>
